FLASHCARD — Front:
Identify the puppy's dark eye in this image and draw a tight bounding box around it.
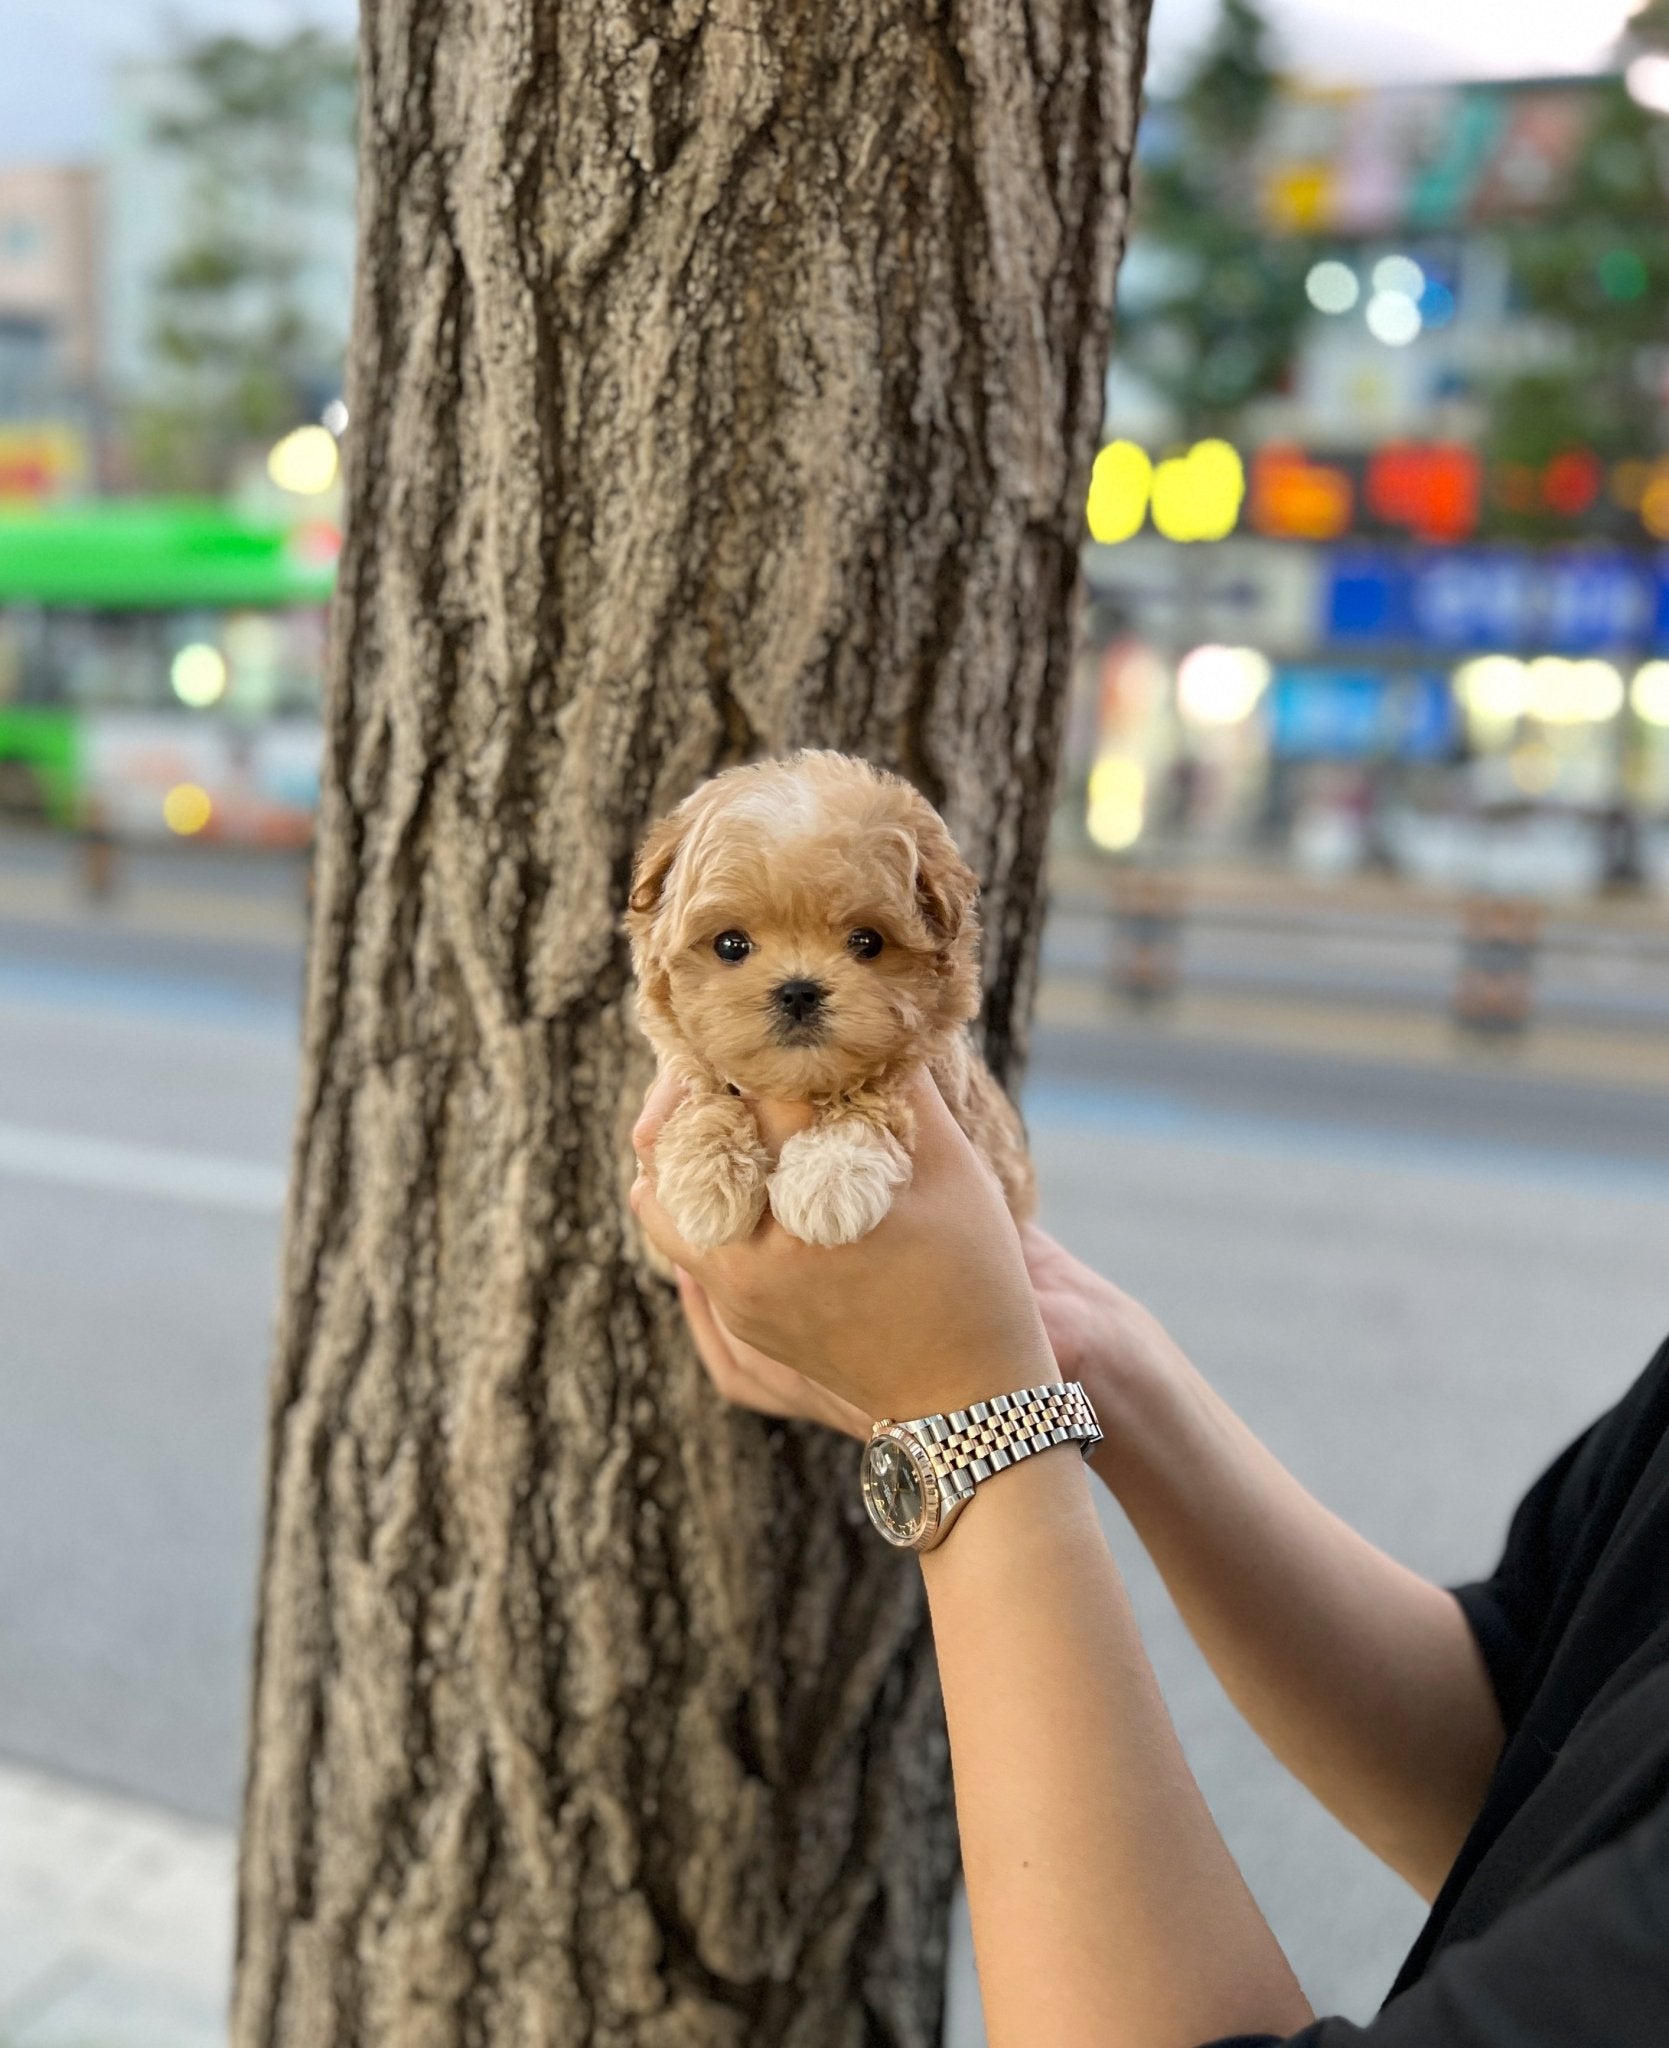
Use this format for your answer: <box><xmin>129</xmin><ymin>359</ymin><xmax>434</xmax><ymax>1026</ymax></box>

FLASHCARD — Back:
<box><xmin>713</xmin><ymin>930</ymin><xmax>752</xmax><ymax>963</ymax></box>
<box><xmin>847</xmin><ymin>928</ymin><xmax>884</xmax><ymax>960</ymax></box>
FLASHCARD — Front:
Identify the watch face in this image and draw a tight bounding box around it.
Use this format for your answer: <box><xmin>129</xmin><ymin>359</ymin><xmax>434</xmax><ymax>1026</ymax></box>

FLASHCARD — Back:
<box><xmin>861</xmin><ymin>1432</ymin><xmax>936</xmax><ymax>1547</ymax></box>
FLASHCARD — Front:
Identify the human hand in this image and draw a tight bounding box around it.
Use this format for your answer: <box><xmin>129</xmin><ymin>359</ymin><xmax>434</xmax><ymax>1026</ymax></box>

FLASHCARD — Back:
<box><xmin>1018</xmin><ymin>1221</ymin><xmax>1192</xmax><ymax>1429</ymax></box>
<box><xmin>674</xmin><ymin>1270</ymin><xmax>871</xmax><ymax>1440</ymax></box>
<box><xmin>632</xmin><ymin>1067</ymin><xmax>1058</xmax><ymax>1421</ymax></box>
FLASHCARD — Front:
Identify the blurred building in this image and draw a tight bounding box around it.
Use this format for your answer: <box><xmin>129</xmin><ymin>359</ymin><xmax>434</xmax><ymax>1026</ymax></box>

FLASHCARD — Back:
<box><xmin>104</xmin><ymin>51</ymin><xmax>356</xmax><ymax>418</ymax></box>
<box><xmin>0</xmin><ymin>164</ymin><xmax>101</xmax><ymax>495</ymax></box>
<box><xmin>1075</xmin><ymin>72</ymin><xmax>1669</xmax><ymax>894</ymax></box>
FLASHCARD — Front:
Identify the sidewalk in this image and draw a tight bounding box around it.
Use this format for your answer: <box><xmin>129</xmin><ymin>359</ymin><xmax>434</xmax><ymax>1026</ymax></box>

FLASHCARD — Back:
<box><xmin>0</xmin><ymin>1763</ymin><xmax>232</xmax><ymax>2048</ymax></box>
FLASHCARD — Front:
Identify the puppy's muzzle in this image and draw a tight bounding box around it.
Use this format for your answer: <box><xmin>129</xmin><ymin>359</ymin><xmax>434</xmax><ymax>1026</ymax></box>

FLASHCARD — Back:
<box><xmin>771</xmin><ymin>977</ymin><xmax>829</xmax><ymax>1040</ymax></box>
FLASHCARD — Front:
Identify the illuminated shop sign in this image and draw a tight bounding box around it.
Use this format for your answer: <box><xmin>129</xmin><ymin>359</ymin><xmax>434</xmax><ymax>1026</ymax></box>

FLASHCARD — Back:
<box><xmin>1325</xmin><ymin>548</ymin><xmax>1667</xmax><ymax>654</ymax></box>
<box><xmin>1265</xmin><ymin>667</ymin><xmax>1458</xmax><ymax>761</ymax></box>
<box><xmin>1089</xmin><ymin>440</ymin><xmax>1669</xmax><ymax>548</ymax></box>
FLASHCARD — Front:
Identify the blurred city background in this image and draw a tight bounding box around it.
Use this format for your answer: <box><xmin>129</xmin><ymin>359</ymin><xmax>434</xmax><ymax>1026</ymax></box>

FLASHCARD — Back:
<box><xmin>1</xmin><ymin>3</ymin><xmax>1666</xmax><ymax>2046</ymax></box>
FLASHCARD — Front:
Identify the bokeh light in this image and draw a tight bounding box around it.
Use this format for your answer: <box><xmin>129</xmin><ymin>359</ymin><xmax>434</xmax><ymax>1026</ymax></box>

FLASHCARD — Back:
<box><xmin>1366</xmin><ymin>291</ymin><xmax>1422</xmax><ymax>346</ymax></box>
<box><xmin>266</xmin><ymin>425</ymin><xmax>340</xmax><ymax>495</ymax></box>
<box><xmin>1525</xmin><ymin>656</ymin><xmax>1623</xmax><ymax>725</ymax></box>
<box><xmin>1177</xmin><ymin>644</ymin><xmax>1272</xmax><ymax>726</ymax></box>
<box><xmin>1625</xmin><ymin>53</ymin><xmax>1669</xmax><ymax>115</ymax></box>
<box><xmin>170</xmin><ymin>643</ymin><xmax>228</xmax><ymax>708</ymax></box>
<box><xmin>1304</xmin><ymin>260</ymin><xmax>1359</xmax><ymax>314</ymax></box>
<box><xmin>1086</xmin><ymin>440</ymin><xmax>1153</xmax><ymax>544</ymax></box>
<box><xmin>1455</xmin><ymin>655</ymin><xmax>1530</xmax><ymax>723</ymax></box>
<box><xmin>162</xmin><ymin>783</ymin><xmax>214</xmax><ymax>836</ymax></box>
<box><xmin>1150</xmin><ymin>439</ymin><xmax>1245</xmax><ymax>542</ymax></box>
<box><xmin>1372</xmin><ymin>254</ymin><xmax>1425</xmax><ymax>299</ymax></box>
<box><xmin>1085</xmin><ymin>752</ymin><xmax>1146</xmax><ymax>851</ymax></box>
<box><xmin>1631</xmin><ymin>662</ymin><xmax>1669</xmax><ymax>727</ymax></box>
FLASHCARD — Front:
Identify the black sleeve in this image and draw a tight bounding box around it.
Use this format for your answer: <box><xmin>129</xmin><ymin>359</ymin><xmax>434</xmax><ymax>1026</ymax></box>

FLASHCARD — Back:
<box><xmin>1445</xmin><ymin>1345</ymin><xmax>1667</xmax><ymax>1731</ymax></box>
<box><xmin>1194</xmin><ymin>1785</ymin><xmax>1669</xmax><ymax>2048</ymax></box>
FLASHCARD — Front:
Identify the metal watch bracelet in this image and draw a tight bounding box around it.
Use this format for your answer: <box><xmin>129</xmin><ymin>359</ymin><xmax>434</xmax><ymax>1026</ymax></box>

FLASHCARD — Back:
<box><xmin>860</xmin><ymin>1381</ymin><xmax>1103</xmax><ymax>1552</ymax></box>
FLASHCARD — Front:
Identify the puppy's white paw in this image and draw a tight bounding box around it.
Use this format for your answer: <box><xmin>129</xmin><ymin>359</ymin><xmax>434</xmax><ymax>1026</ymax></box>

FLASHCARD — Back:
<box><xmin>767</xmin><ymin>1124</ymin><xmax>912</xmax><ymax>1247</ymax></box>
<box><xmin>656</xmin><ymin>1101</ymin><xmax>770</xmax><ymax>1250</ymax></box>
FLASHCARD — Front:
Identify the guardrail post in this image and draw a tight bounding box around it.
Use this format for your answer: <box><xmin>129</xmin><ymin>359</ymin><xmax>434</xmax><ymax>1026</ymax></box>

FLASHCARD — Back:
<box><xmin>1109</xmin><ymin>872</ymin><xmax>1187</xmax><ymax>1007</ymax></box>
<box><xmin>78</xmin><ymin>797</ymin><xmax>118</xmax><ymax>904</ymax></box>
<box><xmin>1454</xmin><ymin>896</ymin><xmax>1542</xmax><ymax>1035</ymax></box>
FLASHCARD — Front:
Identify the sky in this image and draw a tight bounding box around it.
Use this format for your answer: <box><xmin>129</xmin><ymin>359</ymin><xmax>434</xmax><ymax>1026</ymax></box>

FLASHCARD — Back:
<box><xmin>0</xmin><ymin>0</ymin><xmax>1643</xmax><ymax>165</ymax></box>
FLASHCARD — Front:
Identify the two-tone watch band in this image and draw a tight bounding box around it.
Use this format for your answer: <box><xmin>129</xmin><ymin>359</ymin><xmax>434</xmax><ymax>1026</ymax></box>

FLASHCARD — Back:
<box><xmin>861</xmin><ymin>1380</ymin><xmax>1103</xmax><ymax>1551</ymax></box>
<box><xmin>910</xmin><ymin>1381</ymin><xmax>1103</xmax><ymax>1506</ymax></box>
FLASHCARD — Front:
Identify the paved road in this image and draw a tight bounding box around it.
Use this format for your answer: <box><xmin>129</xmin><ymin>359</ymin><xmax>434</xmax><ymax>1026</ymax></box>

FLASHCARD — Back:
<box><xmin>0</xmin><ymin>905</ymin><xmax>1666</xmax><ymax>2032</ymax></box>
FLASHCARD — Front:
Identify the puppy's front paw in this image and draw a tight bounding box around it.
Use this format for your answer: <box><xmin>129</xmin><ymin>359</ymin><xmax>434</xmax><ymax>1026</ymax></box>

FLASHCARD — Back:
<box><xmin>767</xmin><ymin>1124</ymin><xmax>912</xmax><ymax>1247</ymax></box>
<box><xmin>656</xmin><ymin>1099</ymin><xmax>770</xmax><ymax>1251</ymax></box>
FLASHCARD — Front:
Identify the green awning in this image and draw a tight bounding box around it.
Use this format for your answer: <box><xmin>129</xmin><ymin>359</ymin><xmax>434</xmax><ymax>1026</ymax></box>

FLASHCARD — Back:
<box><xmin>0</xmin><ymin>501</ymin><xmax>337</xmax><ymax>610</ymax></box>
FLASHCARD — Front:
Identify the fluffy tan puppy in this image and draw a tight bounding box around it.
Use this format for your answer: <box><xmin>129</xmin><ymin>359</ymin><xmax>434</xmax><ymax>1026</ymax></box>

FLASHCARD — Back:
<box><xmin>626</xmin><ymin>750</ymin><xmax>1035</xmax><ymax>1251</ymax></box>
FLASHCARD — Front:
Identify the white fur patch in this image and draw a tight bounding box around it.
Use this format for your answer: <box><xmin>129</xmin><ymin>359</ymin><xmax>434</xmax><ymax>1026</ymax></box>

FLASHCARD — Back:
<box><xmin>724</xmin><ymin>775</ymin><xmax>821</xmax><ymax>843</ymax></box>
<box><xmin>767</xmin><ymin>1122</ymin><xmax>912</xmax><ymax>1247</ymax></box>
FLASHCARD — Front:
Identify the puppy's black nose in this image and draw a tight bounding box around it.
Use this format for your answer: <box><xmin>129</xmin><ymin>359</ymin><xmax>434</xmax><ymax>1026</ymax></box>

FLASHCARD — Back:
<box><xmin>773</xmin><ymin>978</ymin><xmax>827</xmax><ymax>1024</ymax></box>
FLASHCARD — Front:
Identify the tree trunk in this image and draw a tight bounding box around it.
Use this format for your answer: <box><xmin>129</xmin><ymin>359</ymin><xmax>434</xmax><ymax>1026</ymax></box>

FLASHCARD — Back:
<box><xmin>234</xmin><ymin>4</ymin><xmax>1149</xmax><ymax>2044</ymax></box>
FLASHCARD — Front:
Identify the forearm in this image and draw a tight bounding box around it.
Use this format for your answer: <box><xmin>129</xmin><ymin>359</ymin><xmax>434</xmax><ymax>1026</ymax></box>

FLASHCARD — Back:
<box><xmin>1093</xmin><ymin>1351</ymin><xmax>1504</xmax><ymax>1900</ymax></box>
<box><xmin>922</xmin><ymin>1446</ymin><xmax>1313</xmax><ymax>2048</ymax></box>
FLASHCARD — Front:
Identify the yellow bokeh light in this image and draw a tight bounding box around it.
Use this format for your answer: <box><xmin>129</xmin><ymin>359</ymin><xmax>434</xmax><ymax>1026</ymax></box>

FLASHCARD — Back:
<box><xmin>1526</xmin><ymin>656</ymin><xmax>1623</xmax><ymax>725</ymax></box>
<box><xmin>1086</xmin><ymin>752</ymin><xmax>1146</xmax><ymax>852</ymax></box>
<box><xmin>1642</xmin><ymin>471</ymin><xmax>1669</xmax><ymax>541</ymax></box>
<box><xmin>1151</xmin><ymin>439</ymin><xmax>1245</xmax><ymax>543</ymax></box>
<box><xmin>1177</xmin><ymin>644</ymin><xmax>1271</xmax><ymax>726</ymax></box>
<box><xmin>170</xmin><ymin>642</ymin><xmax>228</xmax><ymax>708</ymax></box>
<box><xmin>267</xmin><ymin>424</ymin><xmax>340</xmax><ymax>496</ymax></box>
<box><xmin>162</xmin><ymin>783</ymin><xmax>214</xmax><ymax>837</ymax></box>
<box><xmin>1086</xmin><ymin>440</ymin><xmax>1153</xmax><ymax>544</ymax></box>
<box><xmin>1632</xmin><ymin>661</ymin><xmax>1669</xmax><ymax>727</ymax></box>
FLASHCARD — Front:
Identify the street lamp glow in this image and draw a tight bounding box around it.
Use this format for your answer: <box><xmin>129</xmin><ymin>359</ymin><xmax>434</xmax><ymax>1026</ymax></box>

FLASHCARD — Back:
<box><xmin>1365</xmin><ymin>291</ymin><xmax>1422</xmax><ymax>346</ymax></box>
<box><xmin>267</xmin><ymin>424</ymin><xmax>339</xmax><ymax>495</ymax></box>
<box><xmin>1305</xmin><ymin>260</ymin><xmax>1359</xmax><ymax>314</ymax></box>
<box><xmin>1177</xmin><ymin>644</ymin><xmax>1271</xmax><ymax>726</ymax></box>
<box><xmin>170</xmin><ymin>642</ymin><xmax>228</xmax><ymax>708</ymax></box>
<box><xmin>1631</xmin><ymin>661</ymin><xmax>1669</xmax><ymax>726</ymax></box>
<box><xmin>1372</xmin><ymin>254</ymin><xmax>1425</xmax><ymax>299</ymax></box>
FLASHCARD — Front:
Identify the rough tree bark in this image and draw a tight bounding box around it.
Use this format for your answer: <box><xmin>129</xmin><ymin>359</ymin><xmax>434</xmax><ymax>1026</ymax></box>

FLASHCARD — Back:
<box><xmin>234</xmin><ymin>3</ymin><xmax>1150</xmax><ymax>2044</ymax></box>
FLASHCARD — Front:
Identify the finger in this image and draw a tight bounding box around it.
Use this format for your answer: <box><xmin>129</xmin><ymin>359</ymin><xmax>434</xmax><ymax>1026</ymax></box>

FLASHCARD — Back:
<box><xmin>630</xmin><ymin>1168</ymin><xmax>708</xmax><ymax>1279</ymax></box>
<box><xmin>632</xmin><ymin>1070</ymin><xmax>688</xmax><ymax>1171</ymax></box>
<box><xmin>677</xmin><ymin>1270</ymin><xmax>744</xmax><ymax>1383</ymax></box>
<box><xmin>702</xmin><ymin>1291</ymin><xmax>873</xmax><ymax>1441</ymax></box>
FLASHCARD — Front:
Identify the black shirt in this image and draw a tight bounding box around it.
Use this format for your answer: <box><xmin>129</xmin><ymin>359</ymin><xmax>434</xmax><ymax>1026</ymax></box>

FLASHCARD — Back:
<box><xmin>1203</xmin><ymin>1333</ymin><xmax>1669</xmax><ymax>2048</ymax></box>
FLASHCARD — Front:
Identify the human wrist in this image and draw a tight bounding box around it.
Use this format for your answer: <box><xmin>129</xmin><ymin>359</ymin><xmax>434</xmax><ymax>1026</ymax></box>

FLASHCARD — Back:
<box><xmin>881</xmin><ymin>1332</ymin><xmax>1061</xmax><ymax>1424</ymax></box>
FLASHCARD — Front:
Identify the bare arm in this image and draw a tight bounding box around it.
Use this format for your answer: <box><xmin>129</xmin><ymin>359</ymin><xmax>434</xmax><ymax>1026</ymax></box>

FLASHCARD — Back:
<box><xmin>923</xmin><ymin>1444</ymin><xmax>1314</xmax><ymax>2048</ymax></box>
<box><xmin>677</xmin><ymin>1214</ymin><xmax>1506</xmax><ymax>1905</ymax></box>
<box><xmin>632</xmin><ymin>1071</ymin><xmax>1314</xmax><ymax>2048</ymax></box>
<box><xmin>1025</xmin><ymin>1228</ymin><xmax>1505</xmax><ymax>1903</ymax></box>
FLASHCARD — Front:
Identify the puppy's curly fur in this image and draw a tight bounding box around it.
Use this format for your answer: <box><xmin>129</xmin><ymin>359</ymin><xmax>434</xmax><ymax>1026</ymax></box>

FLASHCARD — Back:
<box><xmin>626</xmin><ymin>750</ymin><xmax>1035</xmax><ymax>1251</ymax></box>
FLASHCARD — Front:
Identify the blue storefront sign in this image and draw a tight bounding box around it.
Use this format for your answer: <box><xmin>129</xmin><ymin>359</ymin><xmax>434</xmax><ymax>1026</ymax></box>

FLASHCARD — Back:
<box><xmin>1266</xmin><ymin>667</ymin><xmax>1458</xmax><ymax>762</ymax></box>
<box><xmin>1325</xmin><ymin>546</ymin><xmax>1665</xmax><ymax>654</ymax></box>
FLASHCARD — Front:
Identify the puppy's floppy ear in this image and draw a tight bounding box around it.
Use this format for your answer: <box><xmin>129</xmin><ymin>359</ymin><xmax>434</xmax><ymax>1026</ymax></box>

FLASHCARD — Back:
<box><xmin>627</xmin><ymin>811</ymin><xmax>685</xmax><ymax>927</ymax></box>
<box><xmin>913</xmin><ymin>815</ymin><xmax>979</xmax><ymax>944</ymax></box>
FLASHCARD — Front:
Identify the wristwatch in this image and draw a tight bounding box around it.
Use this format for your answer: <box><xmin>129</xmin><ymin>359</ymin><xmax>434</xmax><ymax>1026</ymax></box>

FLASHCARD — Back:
<box><xmin>859</xmin><ymin>1381</ymin><xmax>1103</xmax><ymax>1552</ymax></box>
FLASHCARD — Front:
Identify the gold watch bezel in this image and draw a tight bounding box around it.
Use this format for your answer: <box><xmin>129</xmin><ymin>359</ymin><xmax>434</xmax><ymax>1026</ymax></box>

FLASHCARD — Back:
<box><xmin>860</xmin><ymin>1424</ymin><xmax>943</xmax><ymax>1551</ymax></box>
